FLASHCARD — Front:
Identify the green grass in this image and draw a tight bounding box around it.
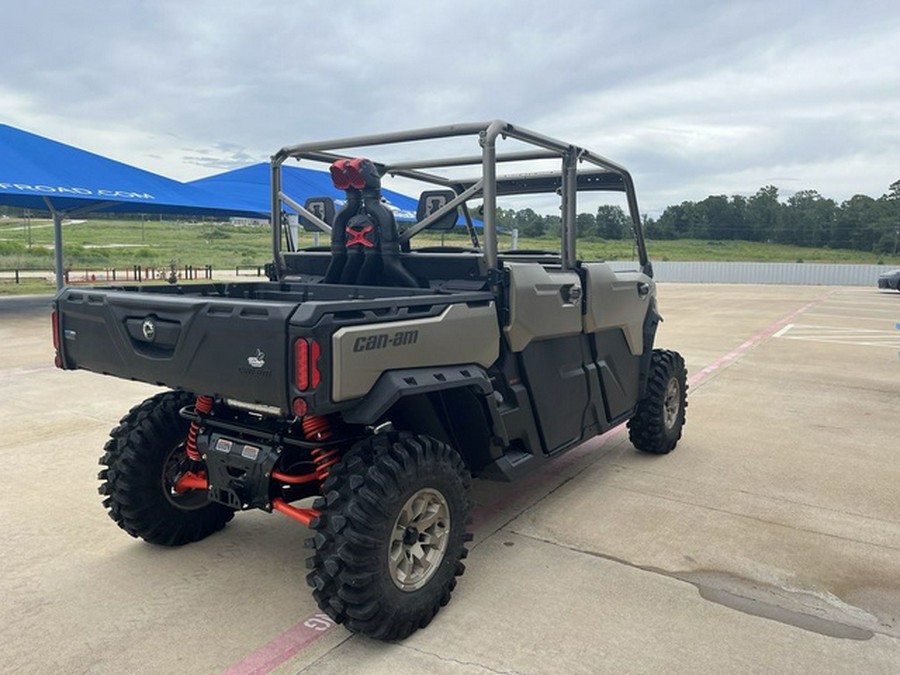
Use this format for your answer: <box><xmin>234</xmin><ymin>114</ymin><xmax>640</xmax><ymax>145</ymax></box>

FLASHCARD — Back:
<box><xmin>0</xmin><ymin>278</ymin><xmax>56</xmax><ymax>296</ymax></box>
<box><xmin>0</xmin><ymin>217</ymin><xmax>270</xmax><ymax>269</ymax></box>
<box><xmin>0</xmin><ymin>216</ymin><xmax>897</xmax><ymax>296</ymax></box>
<box><xmin>454</xmin><ymin>231</ymin><xmax>899</xmax><ymax>264</ymax></box>
<box><xmin>576</xmin><ymin>238</ymin><xmax>900</xmax><ymax>264</ymax></box>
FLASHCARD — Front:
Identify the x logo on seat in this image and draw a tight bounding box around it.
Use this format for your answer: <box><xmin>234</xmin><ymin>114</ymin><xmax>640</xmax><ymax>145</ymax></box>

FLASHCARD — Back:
<box><xmin>346</xmin><ymin>225</ymin><xmax>374</xmax><ymax>248</ymax></box>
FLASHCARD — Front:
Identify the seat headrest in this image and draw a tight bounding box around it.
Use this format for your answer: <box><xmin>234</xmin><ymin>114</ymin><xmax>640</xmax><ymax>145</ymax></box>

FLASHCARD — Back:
<box><xmin>416</xmin><ymin>189</ymin><xmax>459</xmax><ymax>231</ymax></box>
<box><xmin>300</xmin><ymin>197</ymin><xmax>335</xmax><ymax>232</ymax></box>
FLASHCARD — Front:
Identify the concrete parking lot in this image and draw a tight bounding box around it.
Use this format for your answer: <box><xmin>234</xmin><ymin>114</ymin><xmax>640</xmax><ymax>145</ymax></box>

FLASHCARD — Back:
<box><xmin>1</xmin><ymin>284</ymin><xmax>899</xmax><ymax>673</ymax></box>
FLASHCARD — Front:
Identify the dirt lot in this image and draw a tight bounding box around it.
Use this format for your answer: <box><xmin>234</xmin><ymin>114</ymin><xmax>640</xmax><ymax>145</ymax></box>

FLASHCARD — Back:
<box><xmin>1</xmin><ymin>284</ymin><xmax>899</xmax><ymax>674</ymax></box>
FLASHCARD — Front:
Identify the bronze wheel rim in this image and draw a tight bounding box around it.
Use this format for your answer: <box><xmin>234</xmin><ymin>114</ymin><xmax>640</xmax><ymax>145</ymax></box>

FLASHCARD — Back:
<box><xmin>664</xmin><ymin>378</ymin><xmax>681</xmax><ymax>430</ymax></box>
<box><xmin>388</xmin><ymin>488</ymin><xmax>451</xmax><ymax>592</ymax></box>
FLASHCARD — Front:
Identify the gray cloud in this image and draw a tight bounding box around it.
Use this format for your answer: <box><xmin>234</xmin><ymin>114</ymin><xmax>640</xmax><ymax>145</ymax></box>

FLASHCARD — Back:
<box><xmin>3</xmin><ymin>0</ymin><xmax>899</xmax><ymax>214</ymax></box>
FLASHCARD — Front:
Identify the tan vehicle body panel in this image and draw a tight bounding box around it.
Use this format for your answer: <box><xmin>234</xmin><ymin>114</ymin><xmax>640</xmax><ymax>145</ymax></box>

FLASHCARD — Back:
<box><xmin>503</xmin><ymin>261</ymin><xmax>653</xmax><ymax>357</ymax></box>
<box><xmin>503</xmin><ymin>263</ymin><xmax>582</xmax><ymax>352</ymax></box>
<box><xmin>581</xmin><ymin>263</ymin><xmax>654</xmax><ymax>356</ymax></box>
<box><xmin>331</xmin><ymin>302</ymin><xmax>500</xmax><ymax>401</ymax></box>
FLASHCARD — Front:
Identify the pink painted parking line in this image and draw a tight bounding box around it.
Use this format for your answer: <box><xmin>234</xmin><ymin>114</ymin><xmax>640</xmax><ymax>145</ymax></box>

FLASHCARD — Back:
<box><xmin>223</xmin><ymin>613</ymin><xmax>340</xmax><ymax>675</ymax></box>
<box><xmin>687</xmin><ymin>290</ymin><xmax>834</xmax><ymax>388</ymax></box>
<box><xmin>224</xmin><ymin>290</ymin><xmax>836</xmax><ymax>673</ymax></box>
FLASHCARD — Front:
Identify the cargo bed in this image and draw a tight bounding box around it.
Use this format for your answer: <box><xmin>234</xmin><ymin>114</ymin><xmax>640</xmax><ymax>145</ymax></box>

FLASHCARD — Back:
<box><xmin>55</xmin><ymin>280</ymin><xmax>478</xmax><ymax>410</ymax></box>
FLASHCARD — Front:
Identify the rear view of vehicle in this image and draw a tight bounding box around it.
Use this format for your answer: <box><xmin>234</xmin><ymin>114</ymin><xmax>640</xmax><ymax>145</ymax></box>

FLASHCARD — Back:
<box><xmin>52</xmin><ymin>121</ymin><xmax>687</xmax><ymax>640</ymax></box>
<box><xmin>877</xmin><ymin>269</ymin><xmax>900</xmax><ymax>291</ymax></box>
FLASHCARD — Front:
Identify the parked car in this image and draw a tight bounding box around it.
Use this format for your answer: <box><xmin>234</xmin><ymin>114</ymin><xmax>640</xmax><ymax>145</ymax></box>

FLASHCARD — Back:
<box><xmin>877</xmin><ymin>269</ymin><xmax>900</xmax><ymax>291</ymax></box>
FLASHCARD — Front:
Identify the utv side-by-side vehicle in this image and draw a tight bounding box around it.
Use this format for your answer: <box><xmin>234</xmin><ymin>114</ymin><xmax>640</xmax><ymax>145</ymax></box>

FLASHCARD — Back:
<box><xmin>52</xmin><ymin>121</ymin><xmax>687</xmax><ymax>640</ymax></box>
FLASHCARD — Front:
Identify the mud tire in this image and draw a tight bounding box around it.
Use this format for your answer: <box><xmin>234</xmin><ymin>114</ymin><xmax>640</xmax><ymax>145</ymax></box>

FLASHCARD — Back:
<box><xmin>628</xmin><ymin>349</ymin><xmax>688</xmax><ymax>454</ymax></box>
<box><xmin>98</xmin><ymin>390</ymin><xmax>234</xmax><ymax>545</ymax></box>
<box><xmin>305</xmin><ymin>432</ymin><xmax>472</xmax><ymax>641</ymax></box>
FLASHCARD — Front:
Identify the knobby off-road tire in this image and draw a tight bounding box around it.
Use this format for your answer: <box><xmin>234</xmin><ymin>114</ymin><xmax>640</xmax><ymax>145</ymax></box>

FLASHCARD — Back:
<box><xmin>305</xmin><ymin>432</ymin><xmax>473</xmax><ymax>641</ymax></box>
<box><xmin>98</xmin><ymin>390</ymin><xmax>234</xmax><ymax>545</ymax></box>
<box><xmin>628</xmin><ymin>349</ymin><xmax>688</xmax><ymax>454</ymax></box>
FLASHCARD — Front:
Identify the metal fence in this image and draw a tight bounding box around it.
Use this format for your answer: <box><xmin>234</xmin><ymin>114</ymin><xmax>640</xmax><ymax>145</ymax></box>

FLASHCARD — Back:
<box><xmin>0</xmin><ymin>265</ymin><xmax>214</xmax><ymax>284</ymax></box>
<box><xmin>2</xmin><ymin>261</ymin><xmax>893</xmax><ymax>287</ymax></box>
<box><xmin>608</xmin><ymin>261</ymin><xmax>892</xmax><ymax>286</ymax></box>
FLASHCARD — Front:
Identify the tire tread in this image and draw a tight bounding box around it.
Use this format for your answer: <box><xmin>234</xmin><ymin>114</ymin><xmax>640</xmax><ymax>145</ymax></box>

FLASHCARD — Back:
<box><xmin>98</xmin><ymin>390</ymin><xmax>234</xmax><ymax>546</ymax></box>
<box><xmin>305</xmin><ymin>431</ymin><xmax>472</xmax><ymax>641</ymax></box>
<box><xmin>628</xmin><ymin>349</ymin><xmax>688</xmax><ymax>454</ymax></box>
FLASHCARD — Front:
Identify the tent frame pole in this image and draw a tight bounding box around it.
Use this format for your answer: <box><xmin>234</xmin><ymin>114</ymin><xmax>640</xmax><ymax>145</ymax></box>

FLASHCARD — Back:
<box><xmin>43</xmin><ymin>197</ymin><xmax>65</xmax><ymax>291</ymax></box>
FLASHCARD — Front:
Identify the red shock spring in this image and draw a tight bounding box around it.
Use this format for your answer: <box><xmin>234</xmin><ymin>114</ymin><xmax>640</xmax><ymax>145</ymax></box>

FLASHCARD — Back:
<box><xmin>303</xmin><ymin>415</ymin><xmax>341</xmax><ymax>481</ymax></box>
<box><xmin>185</xmin><ymin>394</ymin><xmax>214</xmax><ymax>462</ymax></box>
<box><xmin>269</xmin><ymin>415</ymin><xmax>346</xmax><ymax>526</ymax></box>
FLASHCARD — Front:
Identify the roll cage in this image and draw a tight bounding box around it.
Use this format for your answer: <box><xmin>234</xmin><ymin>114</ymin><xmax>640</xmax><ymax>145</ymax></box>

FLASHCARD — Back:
<box><xmin>270</xmin><ymin>120</ymin><xmax>651</xmax><ymax>279</ymax></box>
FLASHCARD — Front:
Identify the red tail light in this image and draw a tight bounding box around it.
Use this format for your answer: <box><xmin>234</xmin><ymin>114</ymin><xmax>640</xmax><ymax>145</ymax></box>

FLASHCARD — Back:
<box><xmin>51</xmin><ymin>310</ymin><xmax>60</xmax><ymax>351</ymax></box>
<box><xmin>294</xmin><ymin>338</ymin><xmax>322</xmax><ymax>392</ymax></box>
<box><xmin>295</xmin><ymin>338</ymin><xmax>309</xmax><ymax>390</ymax></box>
<box><xmin>292</xmin><ymin>397</ymin><xmax>308</xmax><ymax>417</ymax></box>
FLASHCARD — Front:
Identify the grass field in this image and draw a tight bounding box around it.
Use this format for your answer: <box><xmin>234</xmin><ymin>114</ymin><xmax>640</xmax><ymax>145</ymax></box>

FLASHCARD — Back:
<box><xmin>1</xmin><ymin>216</ymin><xmax>898</xmax><ymax>296</ymax></box>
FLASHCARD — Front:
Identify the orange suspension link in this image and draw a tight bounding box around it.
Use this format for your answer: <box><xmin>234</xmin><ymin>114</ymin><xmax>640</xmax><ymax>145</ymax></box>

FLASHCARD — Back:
<box><xmin>269</xmin><ymin>415</ymin><xmax>340</xmax><ymax>526</ymax></box>
<box><xmin>271</xmin><ymin>498</ymin><xmax>319</xmax><ymax>526</ymax></box>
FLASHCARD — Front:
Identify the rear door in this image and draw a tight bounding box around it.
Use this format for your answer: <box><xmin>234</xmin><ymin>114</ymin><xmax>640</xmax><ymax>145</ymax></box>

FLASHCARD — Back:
<box><xmin>503</xmin><ymin>262</ymin><xmax>589</xmax><ymax>453</ymax></box>
<box><xmin>581</xmin><ymin>262</ymin><xmax>655</xmax><ymax>421</ymax></box>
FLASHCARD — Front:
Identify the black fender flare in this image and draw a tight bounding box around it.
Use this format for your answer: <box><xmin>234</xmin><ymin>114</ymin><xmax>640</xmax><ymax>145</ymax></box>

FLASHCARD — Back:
<box><xmin>637</xmin><ymin>298</ymin><xmax>662</xmax><ymax>399</ymax></box>
<box><xmin>342</xmin><ymin>364</ymin><xmax>497</xmax><ymax>428</ymax></box>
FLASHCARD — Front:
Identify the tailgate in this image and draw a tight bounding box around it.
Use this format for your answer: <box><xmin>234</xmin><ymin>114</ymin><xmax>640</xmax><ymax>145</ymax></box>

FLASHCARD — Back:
<box><xmin>56</xmin><ymin>288</ymin><xmax>297</xmax><ymax>409</ymax></box>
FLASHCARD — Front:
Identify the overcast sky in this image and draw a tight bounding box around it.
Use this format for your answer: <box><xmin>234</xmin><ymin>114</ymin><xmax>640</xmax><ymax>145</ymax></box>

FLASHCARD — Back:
<box><xmin>3</xmin><ymin>0</ymin><xmax>899</xmax><ymax>214</ymax></box>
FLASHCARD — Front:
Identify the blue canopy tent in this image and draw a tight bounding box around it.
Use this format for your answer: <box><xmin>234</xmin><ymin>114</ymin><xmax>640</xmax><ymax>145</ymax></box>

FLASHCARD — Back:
<box><xmin>0</xmin><ymin>124</ymin><xmax>264</xmax><ymax>289</ymax></box>
<box><xmin>190</xmin><ymin>163</ymin><xmax>478</xmax><ymax>251</ymax></box>
<box><xmin>189</xmin><ymin>162</ymin><xmax>419</xmax><ymax>221</ymax></box>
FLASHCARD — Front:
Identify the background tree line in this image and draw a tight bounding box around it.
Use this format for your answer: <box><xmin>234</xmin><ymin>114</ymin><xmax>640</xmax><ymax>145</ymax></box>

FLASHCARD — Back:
<box><xmin>493</xmin><ymin>180</ymin><xmax>900</xmax><ymax>255</ymax></box>
<box><xmin>496</xmin><ymin>204</ymin><xmax>632</xmax><ymax>240</ymax></box>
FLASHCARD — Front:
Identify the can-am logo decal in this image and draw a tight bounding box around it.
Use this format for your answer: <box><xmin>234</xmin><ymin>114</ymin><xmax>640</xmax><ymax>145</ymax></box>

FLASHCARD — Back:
<box><xmin>247</xmin><ymin>349</ymin><xmax>266</xmax><ymax>368</ymax></box>
<box><xmin>353</xmin><ymin>329</ymin><xmax>419</xmax><ymax>352</ymax></box>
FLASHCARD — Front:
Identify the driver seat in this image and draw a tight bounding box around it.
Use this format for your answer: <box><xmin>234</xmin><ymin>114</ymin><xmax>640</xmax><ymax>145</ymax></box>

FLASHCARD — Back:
<box><xmin>323</xmin><ymin>158</ymin><xmax>418</xmax><ymax>288</ymax></box>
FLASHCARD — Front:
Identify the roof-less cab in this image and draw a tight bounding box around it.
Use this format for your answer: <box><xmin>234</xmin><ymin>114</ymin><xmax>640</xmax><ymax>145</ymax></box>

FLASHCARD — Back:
<box><xmin>53</xmin><ymin>121</ymin><xmax>688</xmax><ymax>640</ymax></box>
